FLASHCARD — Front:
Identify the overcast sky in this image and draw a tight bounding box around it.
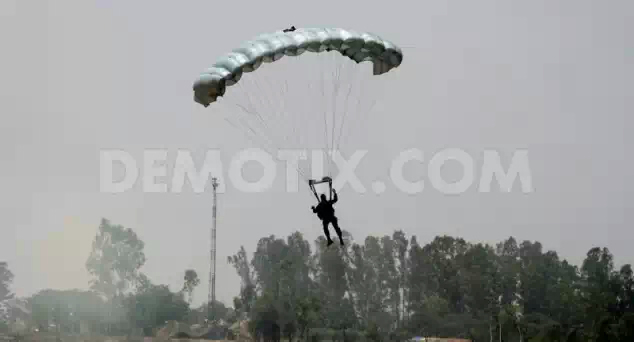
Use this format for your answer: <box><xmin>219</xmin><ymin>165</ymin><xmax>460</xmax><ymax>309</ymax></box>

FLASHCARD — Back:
<box><xmin>1</xmin><ymin>0</ymin><xmax>632</xmax><ymax>307</ymax></box>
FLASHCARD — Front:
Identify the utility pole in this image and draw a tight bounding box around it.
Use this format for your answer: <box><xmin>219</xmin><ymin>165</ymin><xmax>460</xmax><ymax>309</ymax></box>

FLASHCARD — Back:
<box><xmin>208</xmin><ymin>177</ymin><xmax>219</xmax><ymax>323</ymax></box>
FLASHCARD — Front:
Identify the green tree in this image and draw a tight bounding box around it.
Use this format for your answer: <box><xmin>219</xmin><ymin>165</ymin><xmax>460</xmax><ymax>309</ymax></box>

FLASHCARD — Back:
<box><xmin>578</xmin><ymin>247</ymin><xmax>620</xmax><ymax>340</ymax></box>
<box><xmin>495</xmin><ymin>237</ymin><xmax>521</xmax><ymax>341</ymax></box>
<box><xmin>348</xmin><ymin>240</ymin><xmax>372</xmax><ymax>329</ymax></box>
<box><xmin>615</xmin><ymin>264</ymin><xmax>634</xmax><ymax>339</ymax></box>
<box><xmin>0</xmin><ymin>262</ymin><xmax>13</xmax><ymax>303</ymax></box>
<box><xmin>182</xmin><ymin>269</ymin><xmax>200</xmax><ymax>305</ymax></box>
<box><xmin>380</xmin><ymin>235</ymin><xmax>400</xmax><ymax>332</ymax></box>
<box><xmin>228</xmin><ymin>245</ymin><xmax>256</xmax><ymax>316</ymax></box>
<box><xmin>85</xmin><ymin>218</ymin><xmax>147</xmax><ymax>335</ymax></box>
<box><xmin>249</xmin><ymin>235</ymin><xmax>292</xmax><ymax>341</ymax></box>
<box><xmin>0</xmin><ymin>261</ymin><xmax>14</xmax><ymax>326</ymax></box>
<box><xmin>459</xmin><ymin>243</ymin><xmax>500</xmax><ymax>341</ymax></box>
<box><xmin>315</xmin><ymin>233</ymin><xmax>357</xmax><ymax>338</ymax></box>
<box><xmin>279</xmin><ymin>232</ymin><xmax>315</xmax><ymax>341</ymax></box>
<box><xmin>126</xmin><ymin>282</ymin><xmax>189</xmax><ymax>336</ymax></box>
<box><xmin>235</xmin><ymin>230</ymin><xmax>634</xmax><ymax>341</ymax></box>
<box><xmin>392</xmin><ymin>230</ymin><xmax>410</xmax><ymax>328</ymax></box>
<box><xmin>86</xmin><ymin>218</ymin><xmax>146</xmax><ymax>300</ymax></box>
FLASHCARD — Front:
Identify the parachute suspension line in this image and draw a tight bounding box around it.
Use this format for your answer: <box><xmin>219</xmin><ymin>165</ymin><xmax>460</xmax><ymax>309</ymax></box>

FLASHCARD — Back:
<box><xmin>222</xmin><ymin>80</ymin><xmax>311</xmax><ymax>182</ymax></box>
<box><xmin>248</xmin><ymin>69</ymin><xmax>297</xmax><ymax>149</ymax></box>
<box><xmin>337</xmin><ymin>64</ymin><xmax>383</xmax><ymax>152</ymax></box>
<box><xmin>265</xmin><ymin>61</ymin><xmax>316</xmax><ymax>185</ymax></box>
<box><xmin>232</xmin><ymin>102</ymin><xmax>272</xmax><ymax>147</ymax></box>
<box><xmin>221</xmin><ymin>58</ymin><xmax>346</xmax><ymax>186</ymax></box>
<box><xmin>239</xmin><ymin>76</ymin><xmax>285</xmax><ymax>146</ymax></box>
<box><xmin>277</xmin><ymin>78</ymin><xmax>296</xmax><ymax>147</ymax></box>
<box><xmin>334</xmin><ymin>63</ymin><xmax>361</xmax><ymax>153</ymax></box>
<box><xmin>239</xmin><ymin>78</ymin><xmax>287</xmax><ymax>176</ymax></box>
<box><xmin>344</xmin><ymin>82</ymin><xmax>381</xmax><ymax>149</ymax></box>
<box><xmin>229</xmin><ymin>106</ymin><xmax>285</xmax><ymax>168</ymax></box>
<box><xmin>222</xmin><ymin>109</ymin><xmax>287</xmax><ymax>176</ymax></box>
<box><xmin>223</xmin><ymin>112</ymin><xmax>311</xmax><ymax>184</ymax></box>
<box><xmin>337</xmin><ymin>69</ymin><xmax>364</xmax><ymax>151</ymax></box>
<box><xmin>329</xmin><ymin>52</ymin><xmax>345</xmax><ymax>178</ymax></box>
<box><xmin>217</xmin><ymin>54</ymin><xmax>389</xmax><ymax>197</ymax></box>
<box><xmin>242</xmin><ymin>58</ymin><xmax>319</xmax><ymax>183</ymax></box>
<box><xmin>332</xmin><ymin>55</ymin><xmax>350</xmax><ymax>151</ymax></box>
<box><xmin>239</xmin><ymin>76</ymin><xmax>296</xmax><ymax>159</ymax></box>
<box><xmin>227</xmin><ymin>82</ymin><xmax>272</xmax><ymax>144</ymax></box>
<box><xmin>318</xmin><ymin>52</ymin><xmax>347</xmax><ymax>180</ymax></box>
<box><xmin>243</xmin><ymin>64</ymin><xmax>294</xmax><ymax>152</ymax></box>
<box><xmin>319</xmin><ymin>55</ymin><xmax>331</xmax><ymax>179</ymax></box>
<box><xmin>222</xmin><ymin>117</ymin><xmax>274</xmax><ymax>157</ymax></box>
<box><xmin>326</xmin><ymin>56</ymin><xmax>374</xmax><ymax>176</ymax></box>
<box><xmin>223</xmin><ymin>113</ymin><xmax>275</xmax><ymax>156</ymax></box>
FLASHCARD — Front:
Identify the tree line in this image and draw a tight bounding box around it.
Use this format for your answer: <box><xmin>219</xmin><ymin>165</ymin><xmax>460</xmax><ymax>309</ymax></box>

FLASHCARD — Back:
<box><xmin>228</xmin><ymin>231</ymin><xmax>634</xmax><ymax>341</ymax></box>
<box><xmin>1</xmin><ymin>218</ymin><xmax>634</xmax><ymax>341</ymax></box>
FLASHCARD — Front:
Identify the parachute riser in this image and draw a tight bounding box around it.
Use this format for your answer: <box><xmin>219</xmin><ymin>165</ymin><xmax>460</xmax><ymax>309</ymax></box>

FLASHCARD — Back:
<box><xmin>309</xmin><ymin>176</ymin><xmax>333</xmax><ymax>201</ymax></box>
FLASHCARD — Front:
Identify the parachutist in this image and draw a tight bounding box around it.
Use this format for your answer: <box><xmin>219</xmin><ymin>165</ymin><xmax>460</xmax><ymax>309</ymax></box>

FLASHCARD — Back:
<box><xmin>311</xmin><ymin>188</ymin><xmax>343</xmax><ymax>247</ymax></box>
<box><xmin>283</xmin><ymin>26</ymin><xmax>296</xmax><ymax>33</ymax></box>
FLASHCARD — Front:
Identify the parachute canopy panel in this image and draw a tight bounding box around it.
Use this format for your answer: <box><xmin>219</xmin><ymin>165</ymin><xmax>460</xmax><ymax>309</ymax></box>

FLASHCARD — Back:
<box><xmin>193</xmin><ymin>27</ymin><xmax>403</xmax><ymax>107</ymax></box>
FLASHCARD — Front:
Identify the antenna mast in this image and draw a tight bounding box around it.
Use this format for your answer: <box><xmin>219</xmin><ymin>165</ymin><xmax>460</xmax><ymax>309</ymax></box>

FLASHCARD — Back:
<box><xmin>208</xmin><ymin>177</ymin><xmax>219</xmax><ymax>322</ymax></box>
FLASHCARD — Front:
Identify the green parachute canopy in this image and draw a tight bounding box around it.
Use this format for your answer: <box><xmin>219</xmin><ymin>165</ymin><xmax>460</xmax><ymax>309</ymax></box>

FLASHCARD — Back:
<box><xmin>193</xmin><ymin>27</ymin><xmax>403</xmax><ymax>106</ymax></box>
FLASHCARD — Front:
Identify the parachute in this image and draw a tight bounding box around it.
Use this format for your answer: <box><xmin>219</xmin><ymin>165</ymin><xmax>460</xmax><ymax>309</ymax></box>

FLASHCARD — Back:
<box><xmin>192</xmin><ymin>27</ymin><xmax>403</xmax><ymax>195</ymax></box>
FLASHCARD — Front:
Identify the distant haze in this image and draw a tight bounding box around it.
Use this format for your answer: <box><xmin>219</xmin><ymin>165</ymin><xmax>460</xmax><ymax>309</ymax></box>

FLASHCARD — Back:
<box><xmin>0</xmin><ymin>0</ymin><xmax>632</xmax><ymax>307</ymax></box>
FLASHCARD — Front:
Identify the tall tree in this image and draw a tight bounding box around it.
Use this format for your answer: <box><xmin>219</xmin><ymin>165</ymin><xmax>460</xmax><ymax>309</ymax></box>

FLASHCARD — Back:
<box><xmin>249</xmin><ymin>235</ymin><xmax>292</xmax><ymax>342</ymax></box>
<box><xmin>228</xmin><ymin>245</ymin><xmax>255</xmax><ymax>316</ymax></box>
<box><xmin>392</xmin><ymin>230</ymin><xmax>409</xmax><ymax>328</ymax></box>
<box><xmin>348</xmin><ymin>240</ymin><xmax>372</xmax><ymax>329</ymax></box>
<box><xmin>314</xmin><ymin>234</ymin><xmax>356</xmax><ymax>337</ymax></box>
<box><xmin>380</xmin><ymin>235</ymin><xmax>400</xmax><ymax>332</ymax></box>
<box><xmin>579</xmin><ymin>247</ymin><xmax>620</xmax><ymax>340</ymax></box>
<box><xmin>363</xmin><ymin>236</ymin><xmax>391</xmax><ymax>334</ymax></box>
<box><xmin>495</xmin><ymin>237</ymin><xmax>521</xmax><ymax>341</ymax></box>
<box><xmin>86</xmin><ymin>218</ymin><xmax>146</xmax><ymax>300</ymax></box>
<box><xmin>85</xmin><ymin>218</ymin><xmax>146</xmax><ymax>335</ymax></box>
<box><xmin>182</xmin><ymin>269</ymin><xmax>200</xmax><ymax>305</ymax></box>
<box><xmin>280</xmin><ymin>232</ymin><xmax>316</xmax><ymax>341</ymax></box>
<box><xmin>0</xmin><ymin>262</ymin><xmax>13</xmax><ymax>302</ymax></box>
<box><xmin>0</xmin><ymin>262</ymin><xmax>15</xmax><ymax>330</ymax></box>
<box><xmin>459</xmin><ymin>243</ymin><xmax>500</xmax><ymax>341</ymax></box>
<box><xmin>615</xmin><ymin>264</ymin><xmax>634</xmax><ymax>339</ymax></box>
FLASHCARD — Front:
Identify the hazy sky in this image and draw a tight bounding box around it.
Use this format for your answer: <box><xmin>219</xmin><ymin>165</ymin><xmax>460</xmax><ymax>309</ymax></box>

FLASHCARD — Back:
<box><xmin>1</xmin><ymin>0</ymin><xmax>632</xmax><ymax>307</ymax></box>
